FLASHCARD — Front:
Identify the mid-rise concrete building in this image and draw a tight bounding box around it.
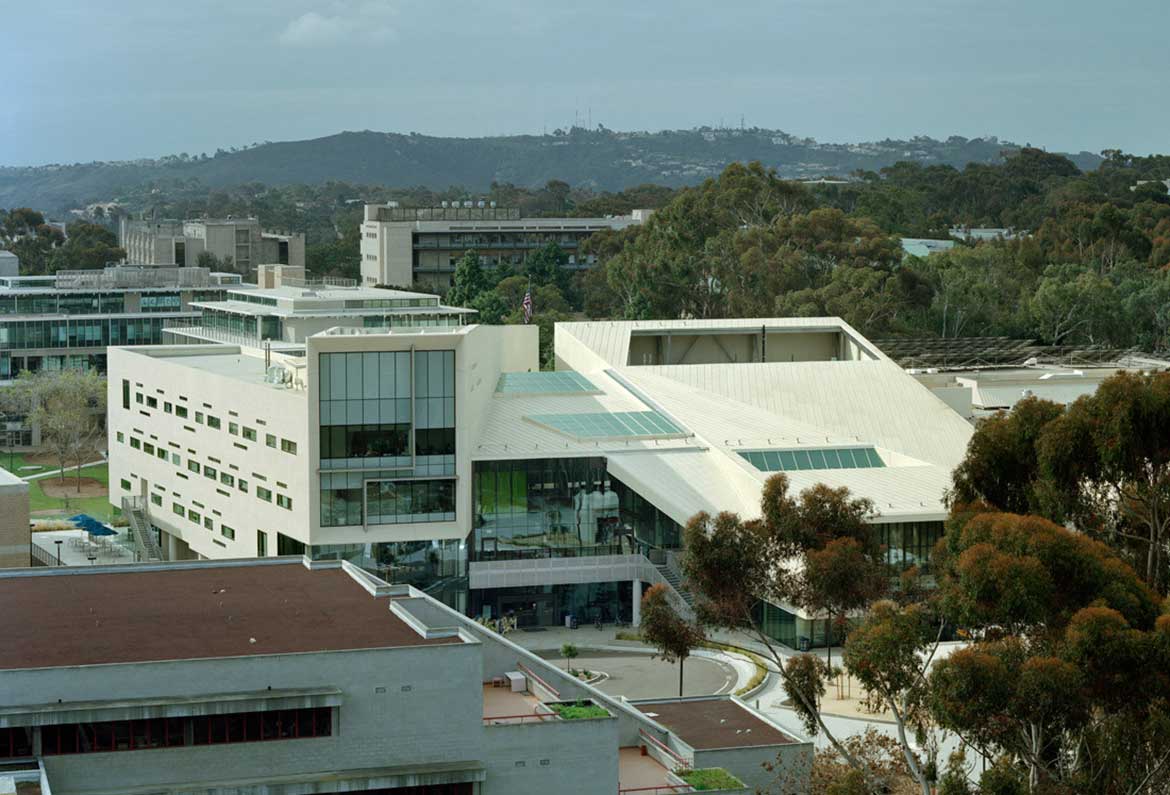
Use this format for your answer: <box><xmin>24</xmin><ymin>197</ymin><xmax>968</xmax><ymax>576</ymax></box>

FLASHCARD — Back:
<box><xmin>359</xmin><ymin>204</ymin><xmax>650</xmax><ymax>289</ymax></box>
<box><xmin>0</xmin><ymin>556</ymin><xmax>811</xmax><ymax>795</ymax></box>
<box><xmin>120</xmin><ymin>218</ymin><xmax>305</xmax><ymax>273</ymax></box>
<box><xmin>107</xmin><ymin>300</ymin><xmax>973</xmax><ymax>648</ymax></box>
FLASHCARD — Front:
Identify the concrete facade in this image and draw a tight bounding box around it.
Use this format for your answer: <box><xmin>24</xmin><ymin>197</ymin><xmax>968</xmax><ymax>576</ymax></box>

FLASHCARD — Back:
<box><xmin>359</xmin><ymin>204</ymin><xmax>648</xmax><ymax>289</ymax></box>
<box><xmin>120</xmin><ymin>218</ymin><xmax>305</xmax><ymax>274</ymax></box>
<box><xmin>0</xmin><ymin>466</ymin><xmax>30</xmax><ymax>567</ymax></box>
<box><xmin>0</xmin><ymin>557</ymin><xmax>807</xmax><ymax>795</ymax></box>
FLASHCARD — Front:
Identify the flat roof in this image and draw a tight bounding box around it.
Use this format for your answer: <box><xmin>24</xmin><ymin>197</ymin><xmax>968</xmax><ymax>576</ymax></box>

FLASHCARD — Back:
<box><xmin>0</xmin><ymin>560</ymin><xmax>458</xmax><ymax>671</ymax></box>
<box><xmin>635</xmin><ymin>698</ymin><xmax>798</xmax><ymax>749</ymax></box>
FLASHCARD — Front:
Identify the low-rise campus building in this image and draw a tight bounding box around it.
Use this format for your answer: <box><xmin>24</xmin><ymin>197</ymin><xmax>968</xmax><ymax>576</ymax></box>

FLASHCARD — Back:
<box><xmin>359</xmin><ymin>204</ymin><xmax>649</xmax><ymax>289</ymax></box>
<box><xmin>0</xmin><ymin>556</ymin><xmax>811</xmax><ymax>795</ymax></box>
<box><xmin>106</xmin><ymin>290</ymin><xmax>973</xmax><ymax>648</ymax></box>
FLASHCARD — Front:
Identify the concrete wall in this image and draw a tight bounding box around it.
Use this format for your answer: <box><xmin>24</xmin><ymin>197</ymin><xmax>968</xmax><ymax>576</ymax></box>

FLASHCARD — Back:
<box><xmin>10</xmin><ymin>642</ymin><xmax>484</xmax><ymax>795</ymax></box>
<box><xmin>481</xmin><ymin>716</ymin><xmax>619</xmax><ymax>795</ymax></box>
<box><xmin>694</xmin><ymin>743</ymin><xmax>813</xmax><ymax>795</ymax></box>
<box><xmin>0</xmin><ymin>470</ymin><xmax>30</xmax><ymax>567</ymax></box>
<box><xmin>106</xmin><ymin>346</ymin><xmax>311</xmax><ymax>560</ymax></box>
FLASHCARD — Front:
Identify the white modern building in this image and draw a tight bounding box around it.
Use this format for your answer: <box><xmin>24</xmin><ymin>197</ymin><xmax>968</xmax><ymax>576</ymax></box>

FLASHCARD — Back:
<box><xmin>359</xmin><ymin>204</ymin><xmax>650</xmax><ymax>289</ymax></box>
<box><xmin>120</xmin><ymin>218</ymin><xmax>305</xmax><ymax>273</ymax></box>
<box><xmin>106</xmin><ymin>298</ymin><xmax>973</xmax><ymax>649</ymax></box>
<box><xmin>0</xmin><ymin>556</ymin><xmax>809</xmax><ymax>795</ymax></box>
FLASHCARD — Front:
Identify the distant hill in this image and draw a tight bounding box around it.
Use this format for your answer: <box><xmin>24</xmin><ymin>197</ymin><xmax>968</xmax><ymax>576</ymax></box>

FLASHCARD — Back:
<box><xmin>0</xmin><ymin>127</ymin><xmax>1103</xmax><ymax>213</ymax></box>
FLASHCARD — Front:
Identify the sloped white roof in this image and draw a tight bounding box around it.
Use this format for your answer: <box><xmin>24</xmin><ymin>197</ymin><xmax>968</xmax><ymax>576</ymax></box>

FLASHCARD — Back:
<box><xmin>477</xmin><ymin>317</ymin><xmax>973</xmax><ymax>524</ymax></box>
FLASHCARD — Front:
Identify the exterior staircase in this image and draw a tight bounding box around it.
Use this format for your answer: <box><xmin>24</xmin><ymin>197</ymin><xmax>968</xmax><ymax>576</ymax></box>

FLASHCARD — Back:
<box><xmin>122</xmin><ymin>497</ymin><xmax>164</xmax><ymax>562</ymax></box>
<box><xmin>654</xmin><ymin>561</ymin><xmax>695</xmax><ymax>608</ymax></box>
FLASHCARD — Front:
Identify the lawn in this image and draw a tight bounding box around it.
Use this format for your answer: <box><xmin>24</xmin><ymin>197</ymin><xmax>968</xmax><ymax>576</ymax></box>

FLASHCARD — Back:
<box><xmin>1</xmin><ymin>451</ymin><xmax>49</xmax><ymax>476</ymax></box>
<box><xmin>28</xmin><ymin>463</ymin><xmax>118</xmax><ymax>520</ymax></box>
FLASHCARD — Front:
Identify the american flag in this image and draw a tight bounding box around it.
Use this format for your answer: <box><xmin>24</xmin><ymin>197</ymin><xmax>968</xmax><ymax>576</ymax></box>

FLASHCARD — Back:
<box><xmin>521</xmin><ymin>287</ymin><xmax>533</xmax><ymax>324</ymax></box>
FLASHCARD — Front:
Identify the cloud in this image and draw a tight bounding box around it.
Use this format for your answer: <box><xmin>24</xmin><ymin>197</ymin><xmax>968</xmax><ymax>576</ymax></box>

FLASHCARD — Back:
<box><xmin>279</xmin><ymin>3</ymin><xmax>398</xmax><ymax>47</ymax></box>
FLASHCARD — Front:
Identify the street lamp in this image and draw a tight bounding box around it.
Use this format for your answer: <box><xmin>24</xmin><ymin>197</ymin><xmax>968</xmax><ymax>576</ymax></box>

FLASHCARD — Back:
<box><xmin>54</xmin><ymin>539</ymin><xmax>63</xmax><ymax>565</ymax></box>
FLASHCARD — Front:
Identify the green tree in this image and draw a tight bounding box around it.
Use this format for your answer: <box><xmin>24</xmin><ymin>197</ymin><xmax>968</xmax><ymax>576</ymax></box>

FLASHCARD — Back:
<box><xmin>448</xmin><ymin>249</ymin><xmax>489</xmax><ymax>306</ymax></box>
<box><xmin>51</xmin><ymin>221</ymin><xmax>125</xmax><ymax>270</ymax></box>
<box><xmin>3</xmin><ymin>369</ymin><xmax>106</xmax><ymax>488</ymax></box>
<box><xmin>560</xmin><ymin>642</ymin><xmax>579</xmax><ymax>672</ymax></box>
<box><xmin>639</xmin><ymin>583</ymin><xmax>705</xmax><ymax>696</ymax></box>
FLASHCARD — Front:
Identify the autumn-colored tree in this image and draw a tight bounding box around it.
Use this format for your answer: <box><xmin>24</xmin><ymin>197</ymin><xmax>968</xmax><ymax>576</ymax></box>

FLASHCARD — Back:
<box><xmin>844</xmin><ymin>601</ymin><xmax>942</xmax><ymax>795</ymax></box>
<box><xmin>639</xmin><ymin>583</ymin><xmax>705</xmax><ymax>696</ymax></box>
<box><xmin>928</xmin><ymin>509</ymin><xmax>1169</xmax><ymax>792</ymax></box>
<box><xmin>1036</xmin><ymin>371</ymin><xmax>1170</xmax><ymax>593</ymax></box>
<box><xmin>681</xmin><ymin>475</ymin><xmax>889</xmax><ymax>785</ymax></box>
<box><xmin>948</xmin><ymin>396</ymin><xmax>1064</xmax><ymax>515</ymax></box>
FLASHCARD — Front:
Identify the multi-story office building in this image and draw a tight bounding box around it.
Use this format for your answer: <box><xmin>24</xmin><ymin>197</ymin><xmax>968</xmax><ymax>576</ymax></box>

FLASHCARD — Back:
<box><xmin>0</xmin><ymin>267</ymin><xmax>249</xmax><ymax>381</ymax></box>
<box><xmin>119</xmin><ymin>218</ymin><xmax>305</xmax><ymax>273</ymax></box>
<box><xmin>0</xmin><ymin>556</ymin><xmax>810</xmax><ymax>795</ymax></box>
<box><xmin>0</xmin><ymin>265</ymin><xmax>247</xmax><ymax>448</ymax></box>
<box><xmin>359</xmin><ymin>204</ymin><xmax>650</xmax><ymax>289</ymax></box>
<box><xmin>107</xmin><ymin>303</ymin><xmax>972</xmax><ymax>647</ymax></box>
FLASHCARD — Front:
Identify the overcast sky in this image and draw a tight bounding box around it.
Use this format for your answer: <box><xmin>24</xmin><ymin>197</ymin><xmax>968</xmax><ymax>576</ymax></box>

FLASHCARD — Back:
<box><xmin>2</xmin><ymin>0</ymin><xmax>1167</xmax><ymax>166</ymax></box>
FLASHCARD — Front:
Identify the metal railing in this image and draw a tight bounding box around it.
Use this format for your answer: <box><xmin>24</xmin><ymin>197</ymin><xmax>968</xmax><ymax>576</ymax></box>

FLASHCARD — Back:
<box><xmin>122</xmin><ymin>496</ymin><xmax>163</xmax><ymax>562</ymax></box>
<box><xmin>30</xmin><ymin>541</ymin><xmax>62</xmax><ymax>567</ymax></box>
<box><xmin>482</xmin><ymin>712</ymin><xmax>558</xmax><ymax>726</ymax></box>
<box><xmin>516</xmin><ymin>663</ymin><xmax>560</xmax><ymax>699</ymax></box>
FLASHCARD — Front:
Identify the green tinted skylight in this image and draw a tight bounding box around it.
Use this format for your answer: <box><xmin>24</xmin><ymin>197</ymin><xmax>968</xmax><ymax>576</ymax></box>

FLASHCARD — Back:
<box><xmin>527</xmin><ymin>410</ymin><xmax>686</xmax><ymax>439</ymax></box>
<box><xmin>739</xmin><ymin>447</ymin><xmax>884</xmax><ymax>472</ymax></box>
<box><xmin>496</xmin><ymin>371</ymin><xmax>600</xmax><ymax>394</ymax></box>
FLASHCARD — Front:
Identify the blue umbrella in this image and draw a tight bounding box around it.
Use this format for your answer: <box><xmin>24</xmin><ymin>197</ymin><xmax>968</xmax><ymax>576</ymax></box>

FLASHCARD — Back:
<box><xmin>70</xmin><ymin>514</ymin><xmax>116</xmax><ymax>537</ymax></box>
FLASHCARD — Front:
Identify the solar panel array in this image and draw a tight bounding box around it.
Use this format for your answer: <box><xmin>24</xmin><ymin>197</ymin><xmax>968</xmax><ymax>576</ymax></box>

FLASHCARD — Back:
<box><xmin>739</xmin><ymin>447</ymin><xmax>885</xmax><ymax>472</ymax></box>
<box><xmin>496</xmin><ymin>371</ymin><xmax>599</xmax><ymax>394</ymax></box>
<box><xmin>528</xmin><ymin>410</ymin><xmax>686</xmax><ymax>439</ymax></box>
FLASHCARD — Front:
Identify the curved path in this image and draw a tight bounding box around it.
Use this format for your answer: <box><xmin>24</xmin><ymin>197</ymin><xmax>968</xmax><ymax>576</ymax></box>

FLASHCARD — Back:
<box><xmin>535</xmin><ymin>649</ymin><xmax>737</xmax><ymax>700</ymax></box>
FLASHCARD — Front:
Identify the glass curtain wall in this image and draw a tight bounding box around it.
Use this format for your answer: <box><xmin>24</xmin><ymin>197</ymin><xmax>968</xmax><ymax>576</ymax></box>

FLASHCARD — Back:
<box><xmin>311</xmin><ymin>539</ymin><xmax>467</xmax><ymax>610</ymax></box>
<box><xmin>318</xmin><ymin>349</ymin><xmax>456</xmax><ymax>527</ymax></box>
<box><xmin>879</xmin><ymin>521</ymin><xmax>945</xmax><ymax>573</ymax></box>
<box><xmin>468</xmin><ymin>581</ymin><xmax>633</xmax><ymax>627</ymax></box>
<box><xmin>470</xmin><ymin>459</ymin><xmax>683</xmax><ymax>560</ymax></box>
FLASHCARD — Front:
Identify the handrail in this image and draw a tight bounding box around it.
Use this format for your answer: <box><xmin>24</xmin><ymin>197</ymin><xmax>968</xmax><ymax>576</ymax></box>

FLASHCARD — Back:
<box><xmin>639</xmin><ymin>729</ymin><xmax>688</xmax><ymax>767</ymax></box>
<box><xmin>517</xmin><ymin>662</ymin><xmax>560</xmax><ymax>699</ymax></box>
<box><xmin>618</xmin><ymin>786</ymin><xmax>691</xmax><ymax>794</ymax></box>
<box><xmin>482</xmin><ymin>712</ymin><xmax>558</xmax><ymax>725</ymax></box>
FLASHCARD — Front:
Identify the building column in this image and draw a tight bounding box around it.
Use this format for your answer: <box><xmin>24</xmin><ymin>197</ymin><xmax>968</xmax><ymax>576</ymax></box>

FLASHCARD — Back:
<box><xmin>632</xmin><ymin>579</ymin><xmax>642</xmax><ymax>626</ymax></box>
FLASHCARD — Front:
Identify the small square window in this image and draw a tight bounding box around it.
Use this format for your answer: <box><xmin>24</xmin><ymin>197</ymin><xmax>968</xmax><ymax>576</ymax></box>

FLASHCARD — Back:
<box><xmin>265</xmin><ymin>434</ymin><xmax>277</xmax><ymax>448</ymax></box>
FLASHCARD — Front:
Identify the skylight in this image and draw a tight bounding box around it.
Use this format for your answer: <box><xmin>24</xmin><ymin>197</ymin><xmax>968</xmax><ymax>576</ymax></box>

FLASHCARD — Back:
<box><xmin>526</xmin><ymin>410</ymin><xmax>686</xmax><ymax>440</ymax></box>
<box><xmin>738</xmin><ymin>447</ymin><xmax>885</xmax><ymax>472</ymax></box>
<box><xmin>496</xmin><ymin>371</ymin><xmax>600</xmax><ymax>395</ymax></box>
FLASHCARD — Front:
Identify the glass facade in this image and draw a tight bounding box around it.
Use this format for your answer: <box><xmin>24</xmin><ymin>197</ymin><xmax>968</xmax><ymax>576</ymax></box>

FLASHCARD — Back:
<box><xmin>470</xmin><ymin>458</ymin><xmax>682</xmax><ymax>561</ymax></box>
<box><xmin>879</xmin><ymin>520</ymin><xmax>945</xmax><ymax>573</ymax></box>
<box><xmin>311</xmin><ymin>539</ymin><xmax>467</xmax><ymax>609</ymax></box>
<box><xmin>752</xmin><ymin>520</ymin><xmax>948</xmax><ymax>649</ymax></box>
<box><xmin>318</xmin><ymin>349</ymin><xmax>456</xmax><ymax>527</ymax></box>
<box><xmin>469</xmin><ymin>581</ymin><xmax>633</xmax><ymax>627</ymax></box>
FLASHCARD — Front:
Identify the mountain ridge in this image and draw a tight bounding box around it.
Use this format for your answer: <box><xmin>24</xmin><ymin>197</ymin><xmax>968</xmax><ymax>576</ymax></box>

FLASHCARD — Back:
<box><xmin>0</xmin><ymin>127</ymin><xmax>1104</xmax><ymax>212</ymax></box>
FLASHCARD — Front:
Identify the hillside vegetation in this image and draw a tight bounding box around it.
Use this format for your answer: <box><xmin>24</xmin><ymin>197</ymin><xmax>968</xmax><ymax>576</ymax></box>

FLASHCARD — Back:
<box><xmin>0</xmin><ymin>127</ymin><xmax>1100</xmax><ymax>213</ymax></box>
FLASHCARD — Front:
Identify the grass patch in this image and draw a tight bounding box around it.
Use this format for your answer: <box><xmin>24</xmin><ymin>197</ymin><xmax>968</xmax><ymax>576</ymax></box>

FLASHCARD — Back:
<box><xmin>28</xmin><ymin>464</ymin><xmax>116</xmax><ymax>519</ymax></box>
<box><xmin>548</xmin><ymin>700</ymin><xmax>609</xmax><ymax>720</ymax></box>
<box><xmin>678</xmin><ymin>768</ymin><xmax>744</xmax><ymax>791</ymax></box>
